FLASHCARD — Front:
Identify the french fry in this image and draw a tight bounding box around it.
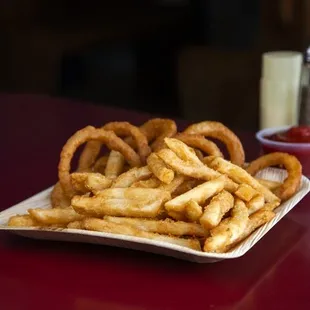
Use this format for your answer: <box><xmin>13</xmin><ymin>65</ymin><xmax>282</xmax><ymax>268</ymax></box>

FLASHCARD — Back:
<box><xmin>105</xmin><ymin>150</ymin><xmax>125</xmax><ymax>179</ymax></box>
<box><xmin>167</xmin><ymin>210</ymin><xmax>187</xmax><ymax>221</ymax></box>
<box><xmin>200</xmin><ymin>190</ymin><xmax>234</xmax><ymax>230</ymax></box>
<box><xmin>67</xmin><ymin>220</ymin><xmax>84</xmax><ymax>229</ymax></box>
<box><xmin>185</xmin><ymin>200</ymin><xmax>203</xmax><ymax>222</ymax></box>
<box><xmin>158</xmin><ymin>175</ymin><xmax>185</xmax><ymax>193</ymax></box>
<box><xmin>85</xmin><ymin>173</ymin><xmax>112</xmax><ymax>193</ymax></box>
<box><xmin>8</xmin><ymin>214</ymin><xmax>40</xmax><ymax>227</ymax></box>
<box><xmin>83</xmin><ymin>218</ymin><xmax>202</xmax><ymax>251</ymax></box>
<box><xmin>246</xmin><ymin>194</ymin><xmax>265</xmax><ymax>215</ymax></box>
<box><xmin>130</xmin><ymin>177</ymin><xmax>161</xmax><ymax>188</ymax></box>
<box><xmin>256</xmin><ymin>178</ymin><xmax>281</xmax><ymax>191</ymax></box>
<box><xmin>164</xmin><ymin>137</ymin><xmax>203</xmax><ymax>166</ymax></box>
<box><xmin>71</xmin><ymin>172</ymin><xmax>89</xmax><ymax>193</ymax></box>
<box><xmin>104</xmin><ymin>216</ymin><xmax>208</xmax><ymax>237</ymax></box>
<box><xmin>204</xmin><ymin>199</ymin><xmax>249</xmax><ymax>253</ymax></box>
<box><xmin>111</xmin><ymin>166</ymin><xmax>152</xmax><ymax>188</ymax></box>
<box><xmin>28</xmin><ymin>207</ymin><xmax>84</xmax><ymax>225</ymax></box>
<box><xmin>234</xmin><ymin>184</ymin><xmax>258</xmax><ymax>202</ymax></box>
<box><xmin>226</xmin><ymin>208</ymin><xmax>275</xmax><ymax>251</ymax></box>
<box><xmin>147</xmin><ymin>153</ymin><xmax>174</xmax><ymax>184</ymax></box>
<box><xmin>206</xmin><ymin>157</ymin><xmax>280</xmax><ymax>203</ymax></box>
<box><xmin>164</xmin><ymin>176</ymin><xmax>226</xmax><ymax>213</ymax></box>
<box><xmin>72</xmin><ymin>189</ymin><xmax>171</xmax><ymax>218</ymax></box>
<box><xmin>262</xmin><ymin>200</ymin><xmax>281</xmax><ymax>211</ymax></box>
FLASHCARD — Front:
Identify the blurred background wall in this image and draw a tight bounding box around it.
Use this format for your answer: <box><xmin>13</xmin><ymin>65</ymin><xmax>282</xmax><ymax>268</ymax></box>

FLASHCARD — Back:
<box><xmin>0</xmin><ymin>0</ymin><xmax>309</xmax><ymax>130</ymax></box>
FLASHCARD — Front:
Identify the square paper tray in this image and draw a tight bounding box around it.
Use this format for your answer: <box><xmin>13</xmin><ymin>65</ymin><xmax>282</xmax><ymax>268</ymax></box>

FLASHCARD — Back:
<box><xmin>0</xmin><ymin>168</ymin><xmax>309</xmax><ymax>263</ymax></box>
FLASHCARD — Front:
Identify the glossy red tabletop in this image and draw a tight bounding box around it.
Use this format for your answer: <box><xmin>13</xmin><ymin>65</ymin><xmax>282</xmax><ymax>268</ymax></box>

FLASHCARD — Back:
<box><xmin>1</xmin><ymin>94</ymin><xmax>310</xmax><ymax>310</ymax></box>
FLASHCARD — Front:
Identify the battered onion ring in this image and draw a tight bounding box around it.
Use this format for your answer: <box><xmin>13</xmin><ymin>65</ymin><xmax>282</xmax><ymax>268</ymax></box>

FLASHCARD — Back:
<box><xmin>184</xmin><ymin>121</ymin><xmax>245</xmax><ymax>166</ymax></box>
<box><xmin>246</xmin><ymin>152</ymin><xmax>302</xmax><ymax>201</ymax></box>
<box><xmin>50</xmin><ymin>182</ymin><xmax>71</xmax><ymax>208</ymax></box>
<box><xmin>58</xmin><ymin>126</ymin><xmax>141</xmax><ymax>198</ymax></box>
<box><xmin>78</xmin><ymin>122</ymin><xmax>150</xmax><ymax>171</ymax></box>
<box><xmin>174</xmin><ymin>133</ymin><xmax>224</xmax><ymax>158</ymax></box>
<box><xmin>140</xmin><ymin>118</ymin><xmax>177</xmax><ymax>151</ymax></box>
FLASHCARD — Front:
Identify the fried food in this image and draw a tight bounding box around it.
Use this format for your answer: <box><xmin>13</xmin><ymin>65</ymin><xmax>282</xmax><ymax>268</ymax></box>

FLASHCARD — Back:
<box><xmin>174</xmin><ymin>133</ymin><xmax>224</xmax><ymax>157</ymax></box>
<box><xmin>206</xmin><ymin>156</ymin><xmax>280</xmax><ymax>203</ymax></box>
<box><xmin>184</xmin><ymin>121</ymin><xmax>245</xmax><ymax>166</ymax></box>
<box><xmin>255</xmin><ymin>178</ymin><xmax>281</xmax><ymax>191</ymax></box>
<box><xmin>92</xmin><ymin>155</ymin><xmax>108</xmax><ymax>174</ymax></box>
<box><xmin>165</xmin><ymin>176</ymin><xmax>226</xmax><ymax>213</ymax></box>
<box><xmin>146</xmin><ymin>153</ymin><xmax>174</xmax><ymax>184</ymax></box>
<box><xmin>200</xmin><ymin>190</ymin><xmax>234</xmax><ymax>230</ymax></box>
<box><xmin>50</xmin><ymin>182</ymin><xmax>71</xmax><ymax>208</ymax></box>
<box><xmin>130</xmin><ymin>177</ymin><xmax>161</xmax><ymax>188</ymax></box>
<box><xmin>111</xmin><ymin>166</ymin><xmax>152</xmax><ymax>188</ymax></box>
<box><xmin>226</xmin><ymin>208</ymin><xmax>275</xmax><ymax>251</ymax></box>
<box><xmin>8</xmin><ymin>214</ymin><xmax>40</xmax><ymax>227</ymax></box>
<box><xmin>104</xmin><ymin>216</ymin><xmax>207</xmax><ymax>237</ymax></box>
<box><xmin>234</xmin><ymin>184</ymin><xmax>259</xmax><ymax>202</ymax></box>
<box><xmin>102</xmin><ymin>122</ymin><xmax>151</xmax><ymax>164</ymax></box>
<box><xmin>246</xmin><ymin>194</ymin><xmax>265</xmax><ymax>215</ymax></box>
<box><xmin>71</xmin><ymin>188</ymin><xmax>171</xmax><ymax>218</ymax></box>
<box><xmin>83</xmin><ymin>218</ymin><xmax>201</xmax><ymax>251</ymax></box>
<box><xmin>203</xmin><ymin>199</ymin><xmax>249</xmax><ymax>253</ymax></box>
<box><xmin>246</xmin><ymin>152</ymin><xmax>302</xmax><ymax>201</ymax></box>
<box><xmin>28</xmin><ymin>207</ymin><xmax>84</xmax><ymax>225</ymax></box>
<box><xmin>8</xmin><ymin>118</ymin><xmax>302</xmax><ymax>255</ymax></box>
<box><xmin>185</xmin><ymin>200</ymin><xmax>203</xmax><ymax>222</ymax></box>
<box><xmin>139</xmin><ymin>118</ymin><xmax>177</xmax><ymax>151</ymax></box>
<box><xmin>59</xmin><ymin>126</ymin><xmax>141</xmax><ymax>198</ymax></box>
<box><xmin>104</xmin><ymin>151</ymin><xmax>125</xmax><ymax>179</ymax></box>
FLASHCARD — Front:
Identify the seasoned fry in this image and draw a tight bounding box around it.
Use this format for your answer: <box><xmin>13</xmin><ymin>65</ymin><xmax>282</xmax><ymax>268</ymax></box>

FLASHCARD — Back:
<box><xmin>185</xmin><ymin>200</ymin><xmax>203</xmax><ymax>222</ymax></box>
<box><xmin>147</xmin><ymin>153</ymin><xmax>174</xmax><ymax>184</ymax></box>
<box><xmin>226</xmin><ymin>208</ymin><xmax>275</xmax><ymax>251</ymax></box>
<box><xmin>92</xmin><ymin>155</ymin><xmax>109</xmax><ymax>174</ymax></box>
<box><xmin>200</xmin><ymin>190</ymin><xmax>234</xmax><ymax>230</ymax></box>
<box><xmin>255</xmin><ymin>178</ymin><xmax>281</xmax><ymax>191</ymax></box>
<box><xmin>246</xmin><ymin>194</ymin><xmax>265</xmax><ymax>215</ymax></box>
<box><xmin>157</xmin><ymin>148</ymin><xmax>221</xmax><ymax>180</ymax></box>
<box><xmin>72</xmin><ymin>189</ymin><xmax>171</xmax><ymax>218</ymax></box>
<box><xmin>235</xmin><ymin>184</ymin><xmax>258</xmax><ymax>202</ymax></box>
<box><xmin>131</xmin><ymin>177</ymin><xmax>161</xmax><ymax>188</ymax></box>
<box><xmin>246</xmin><ymin>152</ymin><xmax>302</xmax><ymax>201</ymax></box>
<box><xmin>67</xmin><ymin>220</ymin><xmax>84</xmax><ymax>229</ymax></box>
<box><xmin>165</xmin><ymin>176</ymin><xmax>226</xmax><ymax>213</ymax></box>
<box><xmin>28</xmin><ymin>207</ymin><xmax>84</xmax><ymax>225</ymax></box>
<box><xmin>204</xmin><ymin>199</ymin><xmax>249</xmax><ymax>253</ymax></box>
<box><xmin>104</xmin><ymin>216</ymin><xmax>207</xmax><ymax>237</ymax></box>
<box><xmin>164</xmin><ymin>137</ymin><xmax>203</xmax><ymax>166</ymax></box>
<box><xmin>8</xmin><ymin>214</ymin><xmax>40</xmax><ymax>227</ymax></box>
<box><xmin>112</xmin><ymin>166</ymin><xmax>152</xmax><ymax>188</ymax></box>
<box><xmin>206</xmin><ymin>156</ymin><xmax>280</xmax><ymax>203</ymax></box>
<box><xmin>104</xmin><ymin>151</ymin><xmax>125</xmax><ymax>179</ymax></box>
<box><xmin>174</xmin><ymin>133</ymin><xmax>224</xmax><ymax>157</ymax></box>
<box><xmin>83</xmin><ymin>218</ymin><xmax>201</xmax><ymax>251</ymax></box>
<box><xmin>50</xmin><ymin>182</ymin><xmax>71</xmax><ymax>208</ymax></box>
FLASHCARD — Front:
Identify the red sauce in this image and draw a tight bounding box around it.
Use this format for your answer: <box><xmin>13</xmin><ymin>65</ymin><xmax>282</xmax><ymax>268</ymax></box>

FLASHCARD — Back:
<box><xmin>265</xmin><ymin>126</ymin><xmax>310</xmax><ymax>143</ymax></box>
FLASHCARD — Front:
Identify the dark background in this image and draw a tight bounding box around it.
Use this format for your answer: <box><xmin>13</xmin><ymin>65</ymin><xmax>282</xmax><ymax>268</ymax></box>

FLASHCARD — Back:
<box><xmin>0</xmin><ymin>0</ymin><xmax>308</xmax><ymax>130</ymax></box>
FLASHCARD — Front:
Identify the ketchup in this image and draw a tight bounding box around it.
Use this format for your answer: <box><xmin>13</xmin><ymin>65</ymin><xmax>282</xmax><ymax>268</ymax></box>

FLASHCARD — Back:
<box><xmin>265</xmin><ymin>126</ymin><xmax>310</xmax><ymax>143</ymax></box>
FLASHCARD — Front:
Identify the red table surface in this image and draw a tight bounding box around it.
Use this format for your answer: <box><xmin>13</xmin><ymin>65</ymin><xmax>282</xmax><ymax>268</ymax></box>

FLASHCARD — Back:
<box><xmin>1</xmin><ymin>94</ymin><xmax>310</xmax><ymax>310</ymax></box>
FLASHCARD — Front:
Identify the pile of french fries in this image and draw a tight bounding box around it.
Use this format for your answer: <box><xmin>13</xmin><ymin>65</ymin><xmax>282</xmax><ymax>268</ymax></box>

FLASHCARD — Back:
<box><xmin>8</xmin><ymin>138</ymin><xmax>282</xmax><ymax>253</ymax></box>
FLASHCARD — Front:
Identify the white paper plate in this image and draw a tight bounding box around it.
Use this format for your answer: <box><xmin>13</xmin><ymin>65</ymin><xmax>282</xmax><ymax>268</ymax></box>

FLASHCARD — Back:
<box><xmin>0</xmin><ymin>168</ymin><xmax>309</xmax><ymax>263</ymax></box>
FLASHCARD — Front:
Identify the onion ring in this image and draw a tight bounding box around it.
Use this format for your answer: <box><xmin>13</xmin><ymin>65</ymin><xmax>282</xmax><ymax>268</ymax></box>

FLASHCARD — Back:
<box><xmin>78</xmin><ymin>122</ymin><xmax>150</xmax><ymax>171</ymax></box>
<box><xmin>93</xmin><ymin>155</ymin><xmax>109</xmax><ymax>174</ymax></box>
<box><xmin>58</xmin><ymin>126</ymin><xmax>141</xmax><ymax>198</ymax></box>
<box><xmin>184</xmin><ymin>121</ymin><xmax>245</xmax><ymax>166</ymax></box>
<box><xmin>245</xmin><ymin>152</ymin><xmax>302</xmax><ymax>201</ymax></box>
<box><xmin>140</xmin><ymin>118</ymin><xmax>177</xmax><ymax>151</ymax></box>
<box><xmin>174</xmin><ymin>133</ymin><xmax>224</xmax><ymax>158</ymax></box>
